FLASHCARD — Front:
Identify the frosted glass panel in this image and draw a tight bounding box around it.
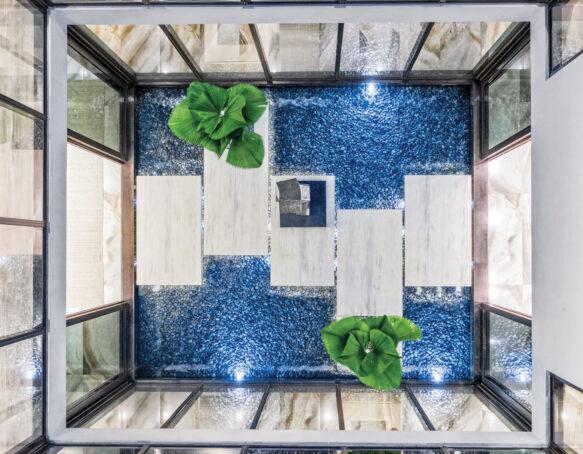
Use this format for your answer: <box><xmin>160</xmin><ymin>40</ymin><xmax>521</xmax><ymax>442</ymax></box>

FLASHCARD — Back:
<box><xmin>0</xmin><ymin>105</ymin><xmax>43</xmax><ymax>220</ymax></box>
<box><xmin>413</xmin><ymin>386</ymin><xmax>516</xmax><ymax>431</ymax></box>
<box><xmin>172</xmin><ymin>24</ymin><xmax>262</xmax><ymax>77</ymax></box>
<box><xmin>256</xmin><ymin>386</ymin><xmax>338</xmax><ymax>430</ymax></box>
<box><xmin>551</xmin><ymin>0</ymin><xmax>583</xmax><ymax>70</ymax></box>
<box><xmin>341</xmin><ymin>23</ymin><xmax>422</xmax><ymax>74</ymax></box>
<box><xmin>553</xmin><ymin>378</ymin><xmax>583</xmax><ymax>453</ymax></box>
<box><xmin>256</xmin><ymin>23</ymin><xmax>337</xmax><ymax>74</ymax></box>
<box><xmin>341</xmin><ymin>387</ymin><xmax>426</xmax><ymax>431</ymax></box>
<box><xmin>174</xmin><ymin>386</ymin><xmax>263</xmax><ymax>429</ymax></box>
<box><xmin>0</xmin><ymin>337</ymin><xmax>43</xmax><ymax>452</ymax></box>
<box><xmin>0</xmin><ymin>0</ymin><xmax>43</xmax><ymax>112</ymax></box>
<box><xmin>0</xmin><ymin>225</ymin><xmax>42</xmax><ymax>338</ymax></box>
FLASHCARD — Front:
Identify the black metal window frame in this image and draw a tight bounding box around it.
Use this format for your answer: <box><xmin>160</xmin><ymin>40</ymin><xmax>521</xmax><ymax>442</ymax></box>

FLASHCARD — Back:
<box><xmin>548</xmin><ymin>373</ymin><xmax>583</xmax><ymax>453</ymax></box>
<box><xmin>547</xmin><ymin>0</ymin><xmax>583</xmax><ymax>78</ymax></box>
<box><xmin>65</xmin><ymin>301</ymin><xmax>132</xmax><ymax>427</ymax></box>
<box><xmin>477</xmin><ymin>23</ymin><xmax>531</xmax><ymax>160</ymax></box>
<box><xmin>0</xmin><ymin>0</ymin><xmax>48</xmax><ymax>451</ymax></box>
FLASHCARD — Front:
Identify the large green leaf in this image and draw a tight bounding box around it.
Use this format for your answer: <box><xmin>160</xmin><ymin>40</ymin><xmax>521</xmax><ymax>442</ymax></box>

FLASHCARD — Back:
<box><xmin>168</xmin><ymin>99</ymin><xmax>230</xmax><ymax>156</ymax></box>
<box><xmin>188</xmin><ymin>83</ymin><xmax>247</xmax><ymax>140</ymax></box>
<box><xmin>369</xmin><ymin>329</ymin><xmax>400</xmax><ymax>358</ymax></box>
<box><xmin>380</xmin><ymin>316</ymin><xmax>422</xmax><ymax>342</ymax></box>
<box><xmin>338</xmin><ymin>333</ymin><xmax>366</xmax><ymax>374</ymax></box>
<box><xmin>228</xmin><ymin>84</ymin><xmax>267</xmax><ymax>125</ymax></box>
<box><xmin>359</xmin><ymin>355</ymin><xmax>402</xmax><ymax>390</ymax></box>
<box><xmin>321</xmin><ymin>317</ymin><xmax>370</xmax><ymax>361</ymax></box>
<box><xmin>226</xmin><ymin>130</ymin><xmax>264</xmax><ymax>168</ymax></box>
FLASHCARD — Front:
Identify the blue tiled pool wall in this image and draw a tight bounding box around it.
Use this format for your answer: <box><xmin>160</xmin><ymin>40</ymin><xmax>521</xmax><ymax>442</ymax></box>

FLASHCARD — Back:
<box><xmin>135</xmin><ymin>85</ymin><xmax>473</xmax><ymax>381</ymax></box>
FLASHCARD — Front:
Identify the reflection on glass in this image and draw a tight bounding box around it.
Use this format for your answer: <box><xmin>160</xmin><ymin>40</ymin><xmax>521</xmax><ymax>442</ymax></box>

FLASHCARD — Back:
<box><xmin>0</xmin><ymin>0</ymin><xmax>43</xmax><ymax>112</ymax></box>
<box><xmin>413</xmin><ymin>386</ymin><xmax>516</xmax><ymax>431</ymax></box>
<box><xmin>487</xmin><ymin>44</ymin><xmax>530</xmax><ymax>149</ymax></box>
<box><xmin>67</xmin><ymin>47</ymin><xmax>121</xmax><ymax>152</ymax></box>
<box><xmin>486</xmin><ymin>313</ymin><xmax>532</xmax><ymax>409</ymax></box>
<box><xmin>0</xmin><ymin>105</ymin><xmax>43</xmax><ymax>220</ymax></box>
<box><xmin>174</xmin><ymin>386</ymin><xmax>263</xmax><ymax>429</ymax></box>
<box><xmin>55</xmin><ymin>449</ymin><xmax>140</xmax><ymax>454</ymax></box>
<box><xmin>551</xmin><ymin>0</ymin><xmax>583</xmax><ymax>70</ymax></box>
<box><xmin>341</xmin><ymin>23</ymin><xmax>423</xmax><ymax>74</ymax></box>
<box><xmin>256</xmin><ymin>386</ymin><xmax>338</xmax><ymax>430</ymax></box>
<box><xmin>172</xmin><ymin>24</ymin><xmax>263</xmax><ymax>76</ymax></box>
<box><xmin>67</xmin><ymin>311</ymin><xmax>121</xmax><ymax>406</ymax></box>
<box><xmin>414</xmin><ymin>22</ymin><xmax>512</xmax><ymax>71</ymax></box>
<box><xmin>0</xmin><ymin>336</ymin><xmax>42</xmax><ymax>452</ymax></box>
<box><xmin>0</xmin><ymin>225</ymin><xmax>42</xmax><ymax>338</ymax></box>
<box><xmin>487</xmin><ymin>141</ymin><xmax>532</xmax><ymax>315</ymax></box>
<box><xmin>256</xmin><ymin>23</ymin><xmax>337</xmax><ymax>74</ymax></box>
<box><xmin>553</xmin><ymin>378</ymin><xmax>583</xmax><ymax>453</ymax></box>
<box><xmin>66</xmin><ymin>143</ymin><xmax>122</xmax><ymax>314</ymax></box>
<box><xmin>341</xmin><ymin>387</ymin><xmax>426</xmax><ymax>431</ymax></box>
<box><xmin>150</xmin><ymin>450</ymin><xmax>241</xmax><ymax>454</ymax></box>
<box><xmin>87</xmin><ymin>25</ymin><xmax>188</xmax><ymax>73</ymax></box>
<box><xmin>83</xmin><ymin>390</ymin><xmax>190</xmax><ymax>428</ymax></box>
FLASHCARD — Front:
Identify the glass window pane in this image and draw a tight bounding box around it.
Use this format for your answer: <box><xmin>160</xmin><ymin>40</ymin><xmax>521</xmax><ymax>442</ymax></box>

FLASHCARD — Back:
<box><xmin>67</xmin><ymin>47</ymin><xmax>122</xmax><ymax>152</ymax></box>
<box><xmin>83</xmin><ymin>390</ymin><xmax>191</xmax><ymax>428</ymax></box>
<box><xmin>341</xmin><ymin>387</ymin><xmax>426</xmax><ymax>431</ymax></box>
<box><xmin>487</xmin><ymin>44</ymin><xmax>530</xmax><ymax>149</ymax></box>
<box><xmin>172</xmin><ymin>24</ymin><xmax>263</xmax><ymax>77</ymax></box>
<box><xmin>150</xmin><ymin>450</ymin><xmax>240</xmax><ymax>454</ymax></box>
<box><xmin>553</xmin><ymin>378</ymin><xmax>583</xmax><ymax>452</ymax></box>
<box><xmin>86</xmin><ymin>25</ymin><xmax>189</xmax><ymax>73</ymax></box>
<box><xmin>0</xmin><ymin>0</ymin><xmax>43</xmax><ymax>112</ymax></box>
<box><xmin>67</xmin><ymin>311</ymin><xmax>121</xmax><ymax>406</ymax></box>
<box><xmin>66</xmin><ymin>143</ymin><xmax>122</xmax><ymax>314</ymax></box>
<box><xmin>0</xmin><ymin>336</ymin><xmax>42</xmax><ymax>452</ymax></box>
<box><xmin>54</xmin><ymin>448</ymin><xmax>141</xmax><ymax>453</ymax></box>
<box><xmin>0</xmin><ymin>104</ymin><xmax>43</xmax><ymax>220</ymax></box>
<box><xmin>0</xmin><ymin>225</ymin><xmax>42</xmax><ymax>338</ymax></box>
<box><xmin>256</xmin><ymin>23</ymin><xmax>337</xmax><ymax>75</ymax></box>
<box><xmin>551</xmin><ymin>0</ymin><xmax>583</xmax><ymax>70</ymax></box>
<box><xmin>414</xmin><ymin>22</ymin><xmax>512</xmax><ymax>71</ymax></box>
<box><xmin>173</xmin><ymin>386</ymin><xmax>263</xmax><ymax>429</ymax></box>
<box><xmin>486</xmin><ymin>313</ymin><xmax>532</xmax><ymax>409</ymax></box>
<box><xmin>412</xmin><ymin>386</ymin><xmax>517</xmax><ymax>431</ymax></box>
<box><xmin>341</xmin><ymin>23</ymin><xmax>423</xmax><ymax>74</ymax></box>
<box><xmin>487</xmin><ymin>141</ymin><xmax>532</xmax><ymax>315</ymax></box>
<box><xmin>256</xmin><ymin>386</ymin><xmax>338</xmax><ymax>430</ymax></box>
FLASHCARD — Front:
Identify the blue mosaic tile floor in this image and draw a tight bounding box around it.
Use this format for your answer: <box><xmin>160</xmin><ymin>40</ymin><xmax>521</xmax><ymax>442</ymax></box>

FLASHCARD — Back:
<box><xmin>135</xmin><ymin>85</ymin><xmax>474</xmax><ymax>382</ymax></box>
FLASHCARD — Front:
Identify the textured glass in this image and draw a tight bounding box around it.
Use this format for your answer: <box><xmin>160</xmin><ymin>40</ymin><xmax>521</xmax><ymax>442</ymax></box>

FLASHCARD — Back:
<box><xmin>256</xmin><ymin>23</ymin><xmax>337</xmax><ymax>74</ymax></box>
<box><xmin>87</xmin><ymin>25</ymin><xmax>188</xmax><ymax>73</ymax></box>
<box><xmin>487</xmin><ymin>44</ymin><xmax>530</xmax><ymax>149</ymax></box>
<box><xmin>172</xmin><ymin>24</ymin><xmax>263</xmax><ymax>77</ymax></box>
<box><xmin>84</xmin><ymin>390</ymin><xmax>190</xmax><ymax>428</ymax></box>
<box><xmin>414</xmin><ymin>22</ymin><xmax>512</xmax><ymax>71</ymax></box>
<box><xmin>0</xmin><ymin>336</ymin><xmax>42</xmax><ymax>452</ymax></box>
<box><xmin>0</xmin><ymin>225</ymin><xmax>42</xmax><ymax>337</ymax></box>
<box><xmin>553</xmin><ymin>378</ymin><xmax>583</xmax><ymax>453</ymax></box>
<box><xmin>66</xmin><ymin>143</ymin><xmax>122</xmax><ymax>314</ymax></box>
<box><xmin>413</xmin><ymin>386</ymin><xmax>517</xmax><ymax>431</ymax></box>
<box><xmin>67</xmin><ymin>311</ymin><xmax>121</xmax><ymax>406</ymax></box>
<box><xmin>341</xmin><ymin>23</ymin><xmax>423</xmax><ymax>74</ymax></box>
<box><xmin>256</xmin><ymin>386</ymin><xmax>338</xmax><ymax>430</ymax></box>
<box><xmin>174</xmin><ymin>386</ymin><xmax>263</xmax><ymax>429</ymax></box>
<box><xmin>67</xmin><ymin>48</ymin><xmax>121</xmax><ymax>152</ymax></box>
<box><xmin>54</xmin><ymin>449</ymin><xmax>140</xmax><ymax>454</ymax></box>
<box><xmin>0</xmin><ymin>0</ymin><xmax>43</xmax><ymax>112</ymax></box>
<box><xmin>486</xmin><ymin>313</ymin><xmax>532</xmax><ymax>409</ymax></box>
<box><xmin>551</xmin><ymin>0</ymin><xmax>583</xmax><ymax>70</ymax></box>
<box><xmin>488</xmin><ymin>142</ymin><xmax>532</xmax><ymax>315</ymax></box>
<box><xmin>150</xmin><ymin>450</ymin><xmax>240</xmax><ymax>454</ymax></box>
<box><xmin>0</xmin><ymin>105</ymin><xmax>43</xmax><ymax>220</ymax></box>
<box><xmin>341</xmin><ymin>387</ymin><xmax>426</xmax><ymax>431</ymax></box>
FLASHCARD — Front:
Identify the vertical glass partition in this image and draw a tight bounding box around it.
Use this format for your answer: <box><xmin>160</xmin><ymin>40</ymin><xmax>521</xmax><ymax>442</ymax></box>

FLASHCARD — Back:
<box><xmin>552</xmin><ymin>375</ymin><xmax>583</xmax><ymax>453</ymax></box>
<box><xmin>550</xmin><ymin>0</ymin><xmax>583</xmax><ymax>74</ymax></box>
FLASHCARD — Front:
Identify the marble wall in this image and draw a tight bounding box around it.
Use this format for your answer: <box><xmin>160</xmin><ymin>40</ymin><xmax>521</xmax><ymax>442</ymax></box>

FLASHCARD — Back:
<box><xmin>135</xmin><ymin>85</ymin><xmax>473</xmax><ymax>381</ymax></box>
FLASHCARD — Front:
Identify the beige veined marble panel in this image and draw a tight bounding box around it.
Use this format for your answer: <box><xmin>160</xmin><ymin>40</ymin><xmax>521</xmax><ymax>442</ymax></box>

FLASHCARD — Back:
<box><xmin>337</xmin><ymin>209</ymin><xmax>403</xmax><ymax>318</ymax></box>
<box><xmin>136</xmin><ymin>176</ymin><xmax>202</xmax><ymax>285</ymax></box>
<box><xmin>203</xmin><ymin>107</ymin><xmax>269</xmax><ymax>256</ymax></box>
<box><xmin>404</xmin><ymin>175</ymin><xmax>472</xmax><ymax>287</ymax></box>
<box><xmin>270</xmin><ymin>175</ymin><xmax>335</xmax><ymax>287</ymax></box>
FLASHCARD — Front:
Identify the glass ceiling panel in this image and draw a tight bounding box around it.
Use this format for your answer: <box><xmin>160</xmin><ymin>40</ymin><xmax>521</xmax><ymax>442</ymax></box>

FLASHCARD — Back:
<box><xmin>172</xmin><ymin>24</ymin><xmax>263</xmax><ymax>77</ymax></box>
<box><xmin>256</xmin><ymin>23</ymin><xmax>337</xmax><ymax>74</ymax></box>
<box><xmin>341</xmin><ymin>23</ymin><xmax>423</xmax><ymax>74</ymax></box>
<box><xmin>413</xmin><ymin>22</ymin><xmax>512</xmax><ymax>71</ymax></box>
<box><xmin>86</xmin><ymin>25</ymin><xmax>189</xmax><ymax>73</ymax></box>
